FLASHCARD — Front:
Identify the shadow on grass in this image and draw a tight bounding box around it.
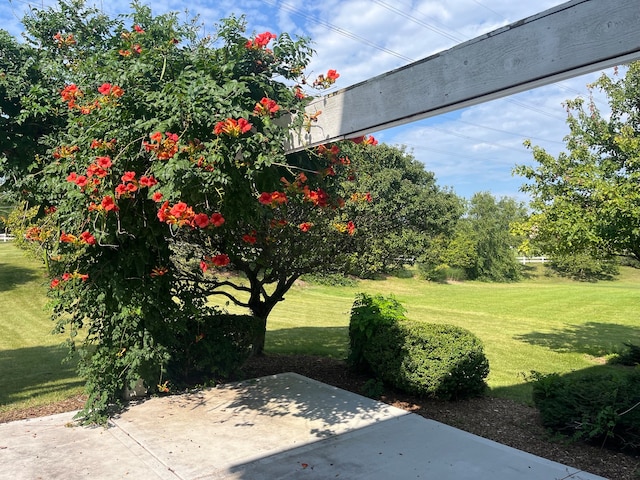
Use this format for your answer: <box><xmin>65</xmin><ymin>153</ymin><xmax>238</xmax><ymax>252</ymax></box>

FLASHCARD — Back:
<box><xmin>0</xmin><ymin>344</ymin><xmax>83</xmax><ymax>406</ymax></box>
<box><xmin>514</xmin><ymin>322</ymin><xmax>640</xmax><ymax>357</ymax></box>
<box><xmin>266</xmin><ymin>326</ymin><xmax>349</xmax><ymax>358</ymax></box>
<box><xmin>0</xmin><ymin>262</ymin><xmax>41</xmax><ymax>291</ymax></box>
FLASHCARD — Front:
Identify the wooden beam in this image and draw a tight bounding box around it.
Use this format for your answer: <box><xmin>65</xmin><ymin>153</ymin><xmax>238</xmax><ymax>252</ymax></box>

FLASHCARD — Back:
<box><xmin>286</xmin><ymin>0</ymin><xmax>640</xmax><ymax>151</ymax></box>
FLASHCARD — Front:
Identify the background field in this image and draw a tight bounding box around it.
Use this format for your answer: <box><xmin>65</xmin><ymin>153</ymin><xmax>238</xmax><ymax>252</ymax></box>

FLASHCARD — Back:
<box><xmin>2</xmin><ymin>241</ymin><xmax>639</xmax><ymax>413</ymax></box>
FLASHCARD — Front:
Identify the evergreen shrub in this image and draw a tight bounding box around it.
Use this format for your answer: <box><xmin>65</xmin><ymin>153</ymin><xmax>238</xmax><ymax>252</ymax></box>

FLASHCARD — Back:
<box><xmin>349</xmin><ymin>293</ymin><xmax>489</xmax><ymax>399</ymax></box>
<box><xmin>531</xmin><ymin>369</ymin><xmax>640</xmax><ymax>452</ymax></box>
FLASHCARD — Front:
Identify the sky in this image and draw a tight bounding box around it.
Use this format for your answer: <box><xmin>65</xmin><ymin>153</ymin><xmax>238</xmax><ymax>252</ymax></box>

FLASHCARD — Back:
<box><xmin>2</xmin><ymin>0</ymin><xmax>619</xmax><ymax>201</ymax></box>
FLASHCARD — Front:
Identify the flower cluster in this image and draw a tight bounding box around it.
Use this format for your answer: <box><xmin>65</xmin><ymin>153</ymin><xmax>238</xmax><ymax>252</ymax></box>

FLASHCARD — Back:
<box><xmin>313</xmin><ymin>69</ymin><xmax>340</xmax><ymax>89</ymax></box>
<box><xmin>50</xmin><ymin>271</ymin><xmax>89</xmax><ymax>288</ymax></box>
<box><xmin>60</xmin><ymin>83</ymin><xmax>124</xmax><ymax>114</ymax></box>
<box><xmin>143</xmin><ymin>132</ymin><xmax>180</xmax><ymax>160</ymax></box>
<box><xmin>67</xmin><ymin>155</ymin><xmax>114</xmax><ymax>192</ymax></box>
<box><xmin>25</xmin><ymin>226</ymin><xmax>48</xmax><ymax>242</ymax></box>
<box><xmin>119</xmin><ymin>25</ymin><xmax>145</xmax><ymax>57</ymax></box>
<box><xmin>258</xmin><ymin>191</ymin><xmax>288</xmax><ymax>207</ymax></box>
<box><xmin>253</xmin><ymin>97</ymin><xmax>280</xmax><ymax>117</ymax></box>
<box><xmin>156</xmin><ymin>201</ymin><xmax>225</xmax><ymax>229</ymax></box>
<box><xmin>115</xmin><ymin>171</ymin><xmax>157</xmax><ymax>198</ymax></box>
<box><xmin>53</xmin><ymin>32</ymin><xmax>76</xmax><ymax>47</ymax></box>
<box><xmin>88</xmin><ymin>195</ymin><xmax>119</xmax><ymax>213</ymax></box>
<box><xmin>60</xmin><ymin>230</ymin><xmax>96</xmax><ymax>245</ymax></box>
<box><xmin>214</xmin><ymin>118</ymin><xmax>252</xmax><ymax>137</ymax></box>
<box><xmin>53</xmin><ymin>145</ymin><xmax>80</xmax><ymax>159</ymax></box>
<box><xmin>334</xmin><ymin>221</ymin><xmax>356</xmax><ymax>235</ymax></box>
<box><xmin>245</xmin><ymin>31</ymin><xmax>276</xmax><ymax>50</ymax></box>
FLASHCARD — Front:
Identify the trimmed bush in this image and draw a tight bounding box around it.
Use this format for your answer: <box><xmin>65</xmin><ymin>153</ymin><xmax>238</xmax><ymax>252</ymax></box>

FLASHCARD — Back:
<box><xmin>348</xmin><ymin>293</ymin><xmax>406</xmax><ymax>368</ymax></box>
<box><xmin>531</xmin><ymin>369</ymin><xmax>640</xmax><ymax>452</ymax></box>
<box><xmin>349</xmin><ymin>293</ymin><xmax>489</xmax><ymax>400</ymax></box>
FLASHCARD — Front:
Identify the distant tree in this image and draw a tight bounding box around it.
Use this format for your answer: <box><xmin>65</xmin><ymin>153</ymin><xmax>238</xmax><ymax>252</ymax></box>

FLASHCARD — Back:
<box><xmin>515</xmin><ymin>62</ymin><xmax>640</xmax><ymax>264</ymax></box>
<box><xmin>466</xmin><ymin>192</ymin><xmax>526</xmax><ymax>281</ymax></box>
<box><xmin>339</xmin><ymin>143</ymin><xmax>463</xmax><ymax>277</ymax></box>
<box><xmin>422</xmin><ymin>192</ymin><xmax>526</xmax><ymax>282</ymax></box>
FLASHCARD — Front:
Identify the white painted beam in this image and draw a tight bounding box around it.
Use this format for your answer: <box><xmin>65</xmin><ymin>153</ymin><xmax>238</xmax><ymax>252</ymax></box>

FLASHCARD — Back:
<box><xmin>286</xmin><ymin>0</ymin><xmax>640</xmax><ymax>151</ymax></box>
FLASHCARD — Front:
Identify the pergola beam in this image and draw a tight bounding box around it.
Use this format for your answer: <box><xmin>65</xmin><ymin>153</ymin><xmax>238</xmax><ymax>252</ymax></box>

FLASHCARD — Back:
<box><xmin>286</xmin><ymin>0</ymin><xmax>640</xmax><ymax>152</ymax></box>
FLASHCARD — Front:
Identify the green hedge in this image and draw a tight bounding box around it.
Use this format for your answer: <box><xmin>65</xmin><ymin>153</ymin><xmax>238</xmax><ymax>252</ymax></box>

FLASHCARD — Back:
<box><xmin>531</xmin><ymin>369</ymin><xmax>640</xmax><ymax>452</ymax></box>
<box><xmin>349</xmin><ymin>293</ymin><xmax>489</xmax><ymax>400</ymax></box>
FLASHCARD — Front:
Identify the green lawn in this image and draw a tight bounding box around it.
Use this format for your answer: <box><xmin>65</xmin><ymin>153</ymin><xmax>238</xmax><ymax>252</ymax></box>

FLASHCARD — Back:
<box><xmin>0</xmin><ymin>242</ymin><xmax>83</xmax><ymax>414</ymax></box>
<box><xmin>2</xmin><ymin>240</ymin><xmax>639</xmax><ymax>412</ymax></box>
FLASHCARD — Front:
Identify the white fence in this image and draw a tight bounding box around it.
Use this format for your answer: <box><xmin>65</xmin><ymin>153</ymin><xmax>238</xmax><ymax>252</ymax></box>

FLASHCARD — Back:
<box><xmin>516</xmin><ymin>256</ymin><xmax>548</xmax><ymax>264</ymax></box>
<box><xmin>0</xmin><ymin>233</ymin><xmax>15</xmax><ymax>242</ymax></box>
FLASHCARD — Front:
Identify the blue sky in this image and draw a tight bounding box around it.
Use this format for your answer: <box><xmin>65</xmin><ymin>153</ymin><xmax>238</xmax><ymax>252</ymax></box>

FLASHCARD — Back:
<box><xmin>3</xmin><ymin>0</ymin><xmax>616</xmax><ymax>200</ymax></box>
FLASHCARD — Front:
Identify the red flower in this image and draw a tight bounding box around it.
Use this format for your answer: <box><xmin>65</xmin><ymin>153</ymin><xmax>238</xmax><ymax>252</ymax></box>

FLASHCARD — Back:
<box><xmin>253</xmin><ymin>97</ymin><xmax>280</xmax><ymax>117</ymax></box>
<box><xmin>194</xmin><ymin>213</ymin><xmax>210</xmax><ymax>228</ymax></box>
<box><xmin>305</xmin><ymin>188</ymin><xmax>329</xmax><ymax>207</ymax></box>
<box><xmin>211</xmin><ymin>254</ymin><xmax>230</xmax><ymax>267</ymax></box>
<box><xmin>298</xmin><ymin>222</ymin><xmax>313</xmax><ymax>232</ymax></box>
<box><xmin>246</xmin><ymin>31</ymin><xmax>276</xmax><ymax>49</ymax></box>
<box><xmin>152</xmin><ymin>192</ymin><xmax>164</xmax><ymax>202</ymax></box>
<box><xmin>132</xmin><ymin>44</ymin><xmax>142</xmax><ymax>54</ymax></box>
<box><xmin>121</xmin><ymin>171</ymin><xmax>136</xmax><ymax>183</ymax></box>
<box><xmin>101</xmin><ymin>195</ymin><xmax>119</xmax><ymax>212</ymax></box>
<box><xmin>50</xmin><ymin>278</ymin><xmax>61</xmax><ymax>288</ymax></box>
<box><xmin>98</xmin><ymin>83</ymin><xmax>124</xmax><ymax>98</ymax></box>
<box><xmin>258</xmin><ymin>192</ymin><xmax>273</xmax><ymax>205</ymax></box>
<box><xmin>79</xmin><ymin>231</ymin><xmax>96</xmax><ymax>245</ymax></box>
<box><xmin>210</xmin><ymin>212</ymin><xmax>225</xmax><ymax>227</ymax></box>
<box><xmin>139</xmin><ymin>175</ymin><xmax>158</xmax><ymax>187</ymax></box>
<box><xmin>242</xmin><ymin>233</ymin><xmax>257</xmax><ymax>244</ymax></box>
<box><xmin>115</xmin><ymin>184</ymin><xmax>127</xmax><ymax>197</ymax></box>
<box><xmin>347</xmin><ymin>221</ymin><xmax>356</xmax><ymax>235</ymax></box>
<box><xmin>327</xmin><ymin>69</ymin><xmax>340</xmax><ymax>82</ymax></box>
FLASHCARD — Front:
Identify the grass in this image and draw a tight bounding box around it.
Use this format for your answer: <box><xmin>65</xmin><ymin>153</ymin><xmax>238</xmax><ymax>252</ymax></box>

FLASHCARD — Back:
<box><xmin>0</xmin><ymin>243</ymin><xmax>84</xmax><ymax>414</ymax></box>
<box><xmin>2</xmin><ymin>240</ymin><xmax>640</xmax><ymax>412</ymax></box>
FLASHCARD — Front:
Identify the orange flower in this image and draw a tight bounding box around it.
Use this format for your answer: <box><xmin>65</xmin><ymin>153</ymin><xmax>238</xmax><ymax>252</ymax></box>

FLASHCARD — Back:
<box><xmin>298</xmin><ymin>222</ymin><xmax>313</xmax><ymax>232</ymax></box>
<box><xmin>253</xmin><ymin>97</ymin><xmax>280</xmax><ymax>117</ymax></box>
<box><xmin>150</xmin><ymin>266</ymin><xmax>168</xmax><ymax>277</ymax></box>
<box><xmin>214</xmin><ymin>118</ymin><xmax>252</xmax><ymax>137</ymax></box>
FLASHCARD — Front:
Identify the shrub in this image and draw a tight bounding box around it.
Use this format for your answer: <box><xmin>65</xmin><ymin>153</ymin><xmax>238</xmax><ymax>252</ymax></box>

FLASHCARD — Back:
<box><xmin>548</xmin><ymin>252</ymin><xmax>619</xmax><ymax>281</ymax></box>
<box><xmin>530</xmin><ymin>369</ymin><xmax>640</xmax><ymax>452</ymax></box>
<box><xmin>610</xmin><ymin>343</ymin><xmax>640</xmax><ymax>366</ymax></box>
<box><xmin>349</xmin><ymin>294</ymin><xmax>489</xmax><ymax>400</ymax></box>
<box><xmin>348</xmin><ymin>293</ymin><xmax>406</xmax><ymax>368</ymax></box>
<box><xmin>167</xmin><ymin>313</ymin><xmax>263</xmax><ymax>385</ymax></box>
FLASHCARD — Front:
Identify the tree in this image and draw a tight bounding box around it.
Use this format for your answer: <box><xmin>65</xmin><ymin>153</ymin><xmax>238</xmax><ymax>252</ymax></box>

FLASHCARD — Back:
<box><xmin>4</xmin><ymin>0</ymin><xmax>370</xmax><ymax>421</ymax></box>
<box><xmin>421</xmin><ymin>192</ymin><xmax>526</xmax><ymax>282</ymax></box>
<box><xmin>515</xmin><ymin>62</ymin><xmax>640</xmax><ymax>263</ymax></box>
<box><xmin>338</xmin><ymin>143</ymin><xmax>463</xmax><ymax>277</ymax></box>
<box><xmin>466</xmin><ymin>192</ymin><xmax>526</xmax><ymax>281</ymax></box>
